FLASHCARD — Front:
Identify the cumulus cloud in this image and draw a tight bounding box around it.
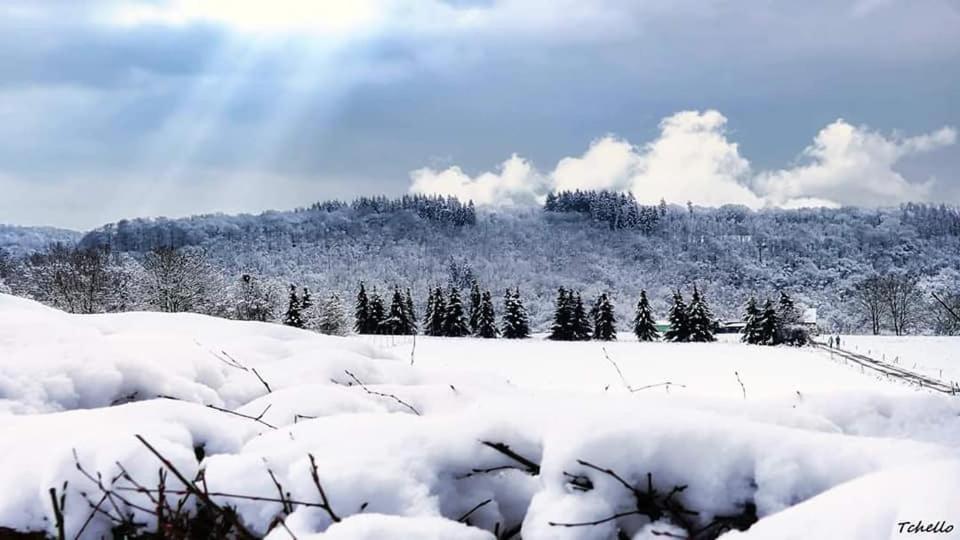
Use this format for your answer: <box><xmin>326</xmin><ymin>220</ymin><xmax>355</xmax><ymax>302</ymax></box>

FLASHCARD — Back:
<box><xmin>409</xmin><ymin>111</ymin><xmax>956</xmax><ymax>209</ymax></box>
<box><xmin>755</xmin><ymin>120</ymin><xmax>957</xmax><ymax>207</ymax></box>
<box><xmin>409</xmin><ymin>154</ymin><xmax>549</xmax><ymax>206</ymax></box>
<box><xmin>629</xmin><ymin>111</ymin><xmax>762</xmax><ymax>208</ymax></box>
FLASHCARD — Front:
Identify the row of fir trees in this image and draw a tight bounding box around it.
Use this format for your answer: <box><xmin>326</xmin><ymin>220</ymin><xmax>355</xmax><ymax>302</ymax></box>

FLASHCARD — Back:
<box><xmin>344</xmin><ymin>281</ymin><xmax>807</xmax><ymax>345</ymax></box>
<box><xmin>547</xmin><ymin>286</ymin><xmax>716</xmax><ymax>342</ymax></box>
<box><xmin>353</xmin><ymin>281</ymin><xmax>532</xmax><ymax>339</ymax></box>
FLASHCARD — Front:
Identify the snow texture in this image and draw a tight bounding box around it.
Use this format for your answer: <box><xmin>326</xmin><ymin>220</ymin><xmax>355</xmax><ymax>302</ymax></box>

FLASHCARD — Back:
<box><xmin>1</xmin><ymin>294</ymin><xmax>958</xmax><ymax>539</ymax></box>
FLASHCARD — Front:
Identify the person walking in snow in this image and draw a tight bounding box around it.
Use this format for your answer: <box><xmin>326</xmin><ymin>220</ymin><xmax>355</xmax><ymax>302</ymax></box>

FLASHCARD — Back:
<box><xmin>828</xmin><ymin>336</ymin><xmax>834</xmax><ymax>348</ymax></box>
<box><xmin>835</xmin><ymin>335</ymin><xmax>841</xmax><ymax>348</ymax></box>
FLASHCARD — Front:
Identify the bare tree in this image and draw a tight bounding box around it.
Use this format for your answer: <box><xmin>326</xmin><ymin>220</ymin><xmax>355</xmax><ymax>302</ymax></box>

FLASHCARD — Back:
<box><xmin>26</xmin><ymin>244</ymin><xmax>124</xmax><ymax>313</ymax></box>
<box><xmin>852</xmin><ymin>275</ymin><xmax>885</xmax><ymax>335</ymax></box>
<box><xmin>880</xmin><ymin>273</ymin><xmax>922</xmax><ymax>336</ymax></box>
<box><xmin>141</xmin><ymin>246</ymin><xmax>212</xmax><ymax>313</ymax></box>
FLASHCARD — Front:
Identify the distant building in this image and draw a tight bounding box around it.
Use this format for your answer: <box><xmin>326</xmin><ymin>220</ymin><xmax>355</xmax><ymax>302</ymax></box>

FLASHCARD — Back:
<box><xmin>801</xmin><ymin>308</ymin><xmax>818</xmax><ymax>334</ymax></box>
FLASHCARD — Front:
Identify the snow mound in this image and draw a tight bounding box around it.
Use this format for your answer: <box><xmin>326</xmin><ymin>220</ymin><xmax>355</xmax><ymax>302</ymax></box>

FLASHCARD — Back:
<box><xmin>1</xmin><ymin>295</ymin><xmax>958</xmax><ymax>539</ymax></box>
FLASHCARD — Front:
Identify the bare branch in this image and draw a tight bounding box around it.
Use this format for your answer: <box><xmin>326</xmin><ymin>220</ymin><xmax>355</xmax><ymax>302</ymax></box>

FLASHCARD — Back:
<box><xmin>457</xmin><ymin>498</ymin><xmax>492</xmax><ymax>523</ymax></box>
<box><xmin>343</xmin><ymin>370</ymin><xmax>421</xmax><ymax>416</ymax></box>
<box><xmin>479</xmin><ymin>441</ymin><xmax>540</xmax><ymax>475</ymax></box>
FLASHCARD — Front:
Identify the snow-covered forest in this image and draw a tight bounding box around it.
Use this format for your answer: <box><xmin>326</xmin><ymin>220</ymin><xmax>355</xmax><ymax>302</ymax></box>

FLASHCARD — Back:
<box><xmin>2</xmin><ymin>194</ymin><xmax>959</xmax><ymax>335</ymax></box>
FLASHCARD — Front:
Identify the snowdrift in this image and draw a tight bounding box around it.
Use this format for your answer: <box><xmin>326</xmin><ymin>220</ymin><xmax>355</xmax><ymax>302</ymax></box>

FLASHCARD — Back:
<box><xmin>1</xmin><ymin>294</ymin><xmax>958</xmax><ymax>539</ymax></box>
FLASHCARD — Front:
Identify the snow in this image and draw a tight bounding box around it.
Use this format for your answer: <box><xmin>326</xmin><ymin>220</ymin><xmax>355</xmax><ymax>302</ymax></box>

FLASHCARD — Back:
<box><xmin>1</xmin><ymin>294</ymin><xmax>959</xmax><ymax>539</ymax></box>
<box><xmin>838</xmin><ymin>334</ymin><xmax>960</xmax><ymax>386</ymax></box>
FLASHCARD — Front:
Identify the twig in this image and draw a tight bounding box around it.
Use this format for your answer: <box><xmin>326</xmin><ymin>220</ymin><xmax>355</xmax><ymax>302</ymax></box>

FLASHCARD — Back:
<box><xmin>343</xmin><ymin>370</ymin><xmax>421</xmax><ymax>416</ymax></box>
<box><xmin>479</xmin><ymin>441</ymin><xmax>540</xmax><ymax>475</ymax></box>
<box><xmin>205</xmin><ymin>404</ymin><xmax>277</xmax><ymax>430</ymax></box>
<box><xmin>307</xmin><ymin>454</ymin><xmax>341</xmax><ymax>523</ymax></box>
<box><xmin>630</xmin><ymin>382</ymin><xmax>686</xmax><ymax>393</ymax></box>
<box><xmin>266</xmin><ymin>467</ymin><xmax>294</xmax><ymax>514</ymax></box>
<box><xmin>457</xmin><ymin>498</ymin><xmax>492</xmax><ymax>523</ymax></box>
<box><xmin>410</xmin><ymin>333</ymin><xmax>417</xmax><ymax>366</ymax></box>
<box><xmin>251</xmin><ymin>368</ymin><xmax>272</xmax><ymax>393</ymax></box>
<box><xmin>49</xmin><ymin>486</ymin><xmax>66</xmax><ymax>540</ymax></box>
<box><xmin>549</xmin><ymin>510</ymin><xmax>643</xmax><ymax>527</ymax></box>
<box><xmin>602</xmin><ymin>347</ymin><xmax>632</xmax><ymax>391</ymax></box>
<box><xmin>734</xmin><ymin>371</ymin><xmax>747</xmax><ymax>400</ymax></box>
<box><xmin>135</xmin><ymin>435</ymin><xmax>257</xmax><ymax>540</ymax></box>
<box><xmin>932</xmin><ymin>292</ymin><xmax>960</xmax><ymax>323</ymax></box>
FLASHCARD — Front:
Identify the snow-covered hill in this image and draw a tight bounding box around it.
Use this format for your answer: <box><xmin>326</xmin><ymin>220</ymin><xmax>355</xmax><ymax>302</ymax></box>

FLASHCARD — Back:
<box><xmin>1</xmin><ymin>294</ymin><xmax>958</xmax><ymax>539</ymax></box>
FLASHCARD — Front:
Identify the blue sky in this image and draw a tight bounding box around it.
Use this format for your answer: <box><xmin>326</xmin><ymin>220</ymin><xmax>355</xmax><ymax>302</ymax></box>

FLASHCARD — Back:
<box><xmin>1</xmin><ymin>0</ymin><xmax>958</xmax><ymax>228</ymax></box>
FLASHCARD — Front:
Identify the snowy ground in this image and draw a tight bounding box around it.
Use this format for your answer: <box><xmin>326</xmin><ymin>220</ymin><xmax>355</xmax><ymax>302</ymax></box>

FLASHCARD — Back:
<box><xmin>838</xmin><ymin>335</ymin><xmax>960</xmax><ymax>387</ymax></box>
<box><xmin>1</xmin><ymin>294</ymin><xmax>958</xmax><ymax>539</ymax></box>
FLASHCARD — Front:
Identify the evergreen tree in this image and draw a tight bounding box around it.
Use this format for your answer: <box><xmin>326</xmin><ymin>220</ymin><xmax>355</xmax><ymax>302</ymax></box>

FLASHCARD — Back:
<box><xmin>369</xmin><ymin>289</ymin><xmax>386</xmax><ymax>334</ymax></box>
<box><xmin>592</xmin><ymin>293</ymin><xmax>617</xmax><ymax>341</ymax></box>
<box><xmin>403</xmin><ymin>288</ymin><xmax>418</xmax><ymax>335</ymax></box>
<box><xmin>687</xmin><ymin>285</ymin><xmax>716</xmax><ymax>342</ymax></box>
<box><xmin>632</xmin><ymin>290</ymin><xmax>660</xmax><ymax>341</ymax></box>
<box><xmin>758</xmin><ymin>299</ymin><xmax>780</xmax><ymax>345</ymax></box>
<box><xmin>423</xmin><ymin>288</ymin><xmax>437</xmax><ymax>336</ymax></box>
<box><xmin>300</xmin><ymin>286</ymin><xmax>315</xmax><ymax>328</ymax></box>
<box><xmin>354</xmin><ymin>282</ymin><xmax>373</xmax><ymax>334</ymax></box>
<box><xmin>441</xmin><ymin>287</ymin><xmax>469</xmax><ymax>337</ymax></box>
<box><xmin>428</xmin><ymin>286</ymin><xmax>446</xmax><ymax>336</ymax></box>
<box><xmin>777</xmin><ymin>291</ymin><xmax>800</xmax><ymax>325</ymax></box>
<box><xmin>476</xmin><ymin>291</ymin><xmax>498</xmax><ymax>338</ymax></box>
<box><xmin>501</xmin><ymin>288</ymin><xmax>530</xmax><ymax>339</ymax></box>
<box><xmin>571</xmin><ymin>292</ymin><xmax>592</xmax><ymax>341</ymax></box>
<box><xmin>740</xmin><ymin>297</ymin><xmax>763</xmax><ymax>344</ymax></box>
<box><xmin>282</xmin><ymin>284</ymin><xmax>305</xmax><ymax>329</ymax></box>
<box><xmin>317</xmin><ymin>293</ymin><xmax>349</xmax><ymax>336</ymax></box>
<box><xmin>381</xmin><ymin>287</ymin><xmax>411</xmax><ymax>335</ymax></box>
<box><xmin>468</xmin><ymin>281</ymin><xmax>482</xmax><ymax>335</ymax></box>
<box><xmin>664</xmin><ymin>290</ymin><xmax>690</xmax><ymax>342</ymax></box>
<box><xmin>548</xmin><ymin>287</ymin><xmax>573</xmax><ymax>340</ymax></box>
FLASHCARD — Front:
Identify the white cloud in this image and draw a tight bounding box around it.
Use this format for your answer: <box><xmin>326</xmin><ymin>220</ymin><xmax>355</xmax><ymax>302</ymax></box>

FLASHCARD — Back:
<box><xmin>628</xmin><ymin>110</ymin><xmax>762</xmax><ymax>208</ymax></box>
<box><xmin>552</xmin><ymin>136</ymin><xmax>636</xmax><ymax>192</ymax></box>
<box><xmin>409</xmin><ymin>111</ymin><xmax>956</xmax><ymax>210</ymax></box>
<box><xmin>755</xmin><ymin>120</ymin><xmax>956</xmax><ymax>207</ymax></box>
<box><xmin>409</xmin><ymin>154</ymin><xmax>549</xmax><ymax>206</ymax></box>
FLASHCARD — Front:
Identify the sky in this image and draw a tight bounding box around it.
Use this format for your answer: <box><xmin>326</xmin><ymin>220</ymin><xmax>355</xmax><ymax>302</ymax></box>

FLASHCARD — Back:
<box><xmin>1</xmin><ymin>0</ymin><xmax>958</xmax><ymax>229</ymax></box>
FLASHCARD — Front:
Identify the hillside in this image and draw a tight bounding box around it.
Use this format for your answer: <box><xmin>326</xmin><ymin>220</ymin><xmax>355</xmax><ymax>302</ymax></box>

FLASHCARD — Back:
<box><xmin>64</xmin><ymin>198</ymin><xmax>960</xmax><ymax>332</ymax></box>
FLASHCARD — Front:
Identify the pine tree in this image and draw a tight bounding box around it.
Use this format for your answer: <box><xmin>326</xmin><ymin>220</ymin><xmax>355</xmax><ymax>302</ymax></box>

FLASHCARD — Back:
<box><xmin>501</xmin><ymin>288</ymin><xmax>530</xmax><ymax>339</ymax></box>
<box><xmin>476</xmin><ymin>291</ymin><xmax>498</xmax><ymax>338</ymax></box>
<box><xmin>283</xmin><ymin>284</ymin><xmax>305</xmax><ymax>329</ymax></box>
<box><xmin>687</xmin><ymin>285</ymin><xmax>716</xmax><ymax>342</ymax></box>
<box><xmin>592</xmin><ymin>293</ymin><xmax>617</xmax><ymax>341</ymax></box>
<box><xmin>777</xmin><ymin>291</ymin><xmax>800</xmax><ymax>325</ymax></box>
<box><xmin>632</xmin><ymin>290</ymin><xmax>660</xmax><ymax>341</ymax></box>
<box><xmin>428</xmin><ymin>286</ymin><xmax>446</xmax><ymax>336</ymax></box>
<box><xmin>548</xmin><ymin>287</ymin><xmax>573</xmax><ymax>340</ymax></box>
<box><xmin>442</xmin><ymin>287</ymin><xmax>469</xmax><ymax>337</ymax></box>
<box><xmin>664</xmin><ymin>290</ymin><xmax>690</xmax><ymax>342</ymax></box>
<box><xmin>317</xmin><ymin>293</ymin><xmax>349</xmax><ymax>336</ymax></box>
<box><xmin>354</xmin><ymin>282</ymin><xmax>373</xmax><ymax>334</ymax></box>
<box><xmin>403</xmin><ymin>288</ymin><xmax>418</xmax><ymax>335</ymax></box>
<box><xmin>369</xmin><ymin>289</ymin><xmax>386</xmax><ymax>334</ymax></box>
<box><xmin>758</xmin><ymin>299</ymin><xmax>780</xmax><ymax>345</ymax></box>
<box><xmin>571</xmin><ymin>292</ymin><xmax>592</xmax><ymax>341</ymax></box>
<box><xmin>423</xmin><ymin>288</ymin><xmax>437</xmax><ymax>336</ymax></box>
<box><xmin>468</xmin><ymin>281</ymin><xmax>482</xmax><ymax>335</ymax></box>
<box><xmin>741</xmin><ymin>297</ymin><xmax>763</xmax><ymax>344</ymax></box>
<box><xmin>381</xmin><ymin>287</ymin><xmax>410</xmax><ymax>335</ymax></box>
<box><xmin>300</xmin><ymin>287</ymin><xmax>315</xmax><ymax>328</ymax></box>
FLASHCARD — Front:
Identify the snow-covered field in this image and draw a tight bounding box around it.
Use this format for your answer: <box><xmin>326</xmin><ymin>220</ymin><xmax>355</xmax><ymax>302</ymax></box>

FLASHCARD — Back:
<box><xmin>2</xmin><ymin>294</ymin><xmax>958</xmax><ymax>539</ymax></box>
<box><xmin>838</xmin><ymin>335</ymin><xmax>960</xmax><ymax>387</ymax></box>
